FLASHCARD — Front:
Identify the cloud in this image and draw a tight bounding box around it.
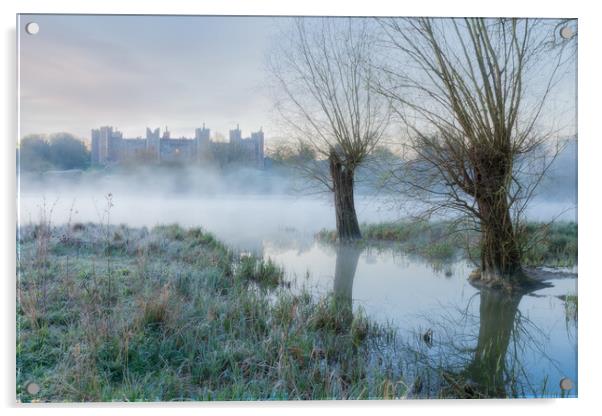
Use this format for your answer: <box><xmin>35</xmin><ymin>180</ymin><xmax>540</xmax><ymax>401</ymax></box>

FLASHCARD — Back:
<box><xmin>19</xmin><ymin>15</ymin><xmax>282</xmax><ymax>140</ymax></box>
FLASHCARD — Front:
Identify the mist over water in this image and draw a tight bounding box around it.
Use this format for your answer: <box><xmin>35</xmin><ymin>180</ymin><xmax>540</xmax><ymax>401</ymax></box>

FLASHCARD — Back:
<box><xmin>19</xmin><ymin>168</ymin><xmax>399</xmax><ymax>252</ymax></box>
<box><xmin>18</xmin><ymin>164</ymin><xmax>576</xmax><ymax>250</ymax></box>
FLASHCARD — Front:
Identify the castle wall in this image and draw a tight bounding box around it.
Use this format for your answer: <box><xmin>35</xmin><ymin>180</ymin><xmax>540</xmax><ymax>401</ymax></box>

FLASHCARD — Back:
<box><xmin>160</xmin><ymin>139</ymin><xmax>196</xmax><ymax>163</ymax></box>
<box><xmin>91</xmin><ymin>125</ymin><xmax>265</xmax><ymax>168</ymax></box>
<box><xmin>117</xmin><ymin>139</ymin><xmax>148</xmax><ymax>162</ymax></box>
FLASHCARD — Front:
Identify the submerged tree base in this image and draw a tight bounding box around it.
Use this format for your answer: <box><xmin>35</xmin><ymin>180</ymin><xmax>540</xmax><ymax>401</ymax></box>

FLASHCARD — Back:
<box><xmin>468</xmin><ymin>268</ymin><xmax>553</xmax><ymax>294</ymax></box>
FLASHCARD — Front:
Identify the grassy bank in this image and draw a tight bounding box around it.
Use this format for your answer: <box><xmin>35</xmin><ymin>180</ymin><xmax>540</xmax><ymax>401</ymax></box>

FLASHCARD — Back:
<box><xmin>317</xmin><ymin>221</ymin><xmax>578</xmax><ymax>267</ymax></box>
<box><xmin>17</xmin><ymin>221</ymin><xmax>405</xmax><ymax>402</ymax></box>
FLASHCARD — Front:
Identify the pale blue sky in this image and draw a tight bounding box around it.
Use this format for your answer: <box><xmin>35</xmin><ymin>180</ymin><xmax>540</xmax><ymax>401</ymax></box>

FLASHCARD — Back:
<box><xmin>19</xmin><ymin>14</ymin><xmax>289</xmax><ymax>141</ymax></box>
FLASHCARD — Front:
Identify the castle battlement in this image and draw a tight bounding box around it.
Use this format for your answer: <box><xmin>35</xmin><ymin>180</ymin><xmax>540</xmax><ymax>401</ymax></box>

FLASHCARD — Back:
<box><xmin>91</xmin><ymin>124</ymin><xmax>264</xmax><ymax>168</ymax></box>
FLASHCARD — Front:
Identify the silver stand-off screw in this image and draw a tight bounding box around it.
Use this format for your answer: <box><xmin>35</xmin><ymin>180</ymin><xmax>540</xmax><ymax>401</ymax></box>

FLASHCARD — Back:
<box><xmin>24</xmin><ymin>381</ymin><xmax>40</xmax><ymax>395</ymax></box>
<box><xmin>559</xmin><ymin>377</ymin><xmax>573</xmax><ymax>391</ymax></box>
<box><xmin>25</xmin><ymin>22</ymin><xmax>39</xmax><ymax>35</ymax></box>
<box><xmin>560</xmin><ymin>26</ymin><xmax>574</xmax><ymax>40</ymax></box>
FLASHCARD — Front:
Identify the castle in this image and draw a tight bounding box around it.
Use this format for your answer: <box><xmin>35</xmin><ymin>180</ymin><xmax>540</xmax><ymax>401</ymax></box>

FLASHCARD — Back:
<box><xmin>91</xmin><ymin>124</ymin><xmax>265</xmax><ymax>168</ymax></box>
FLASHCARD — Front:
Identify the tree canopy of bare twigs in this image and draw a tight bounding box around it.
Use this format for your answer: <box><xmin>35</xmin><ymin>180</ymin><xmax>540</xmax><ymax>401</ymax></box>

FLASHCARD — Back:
<box><xmin>375</xmin><ymin>18</ymin><xmax>575</xmax><ymax>287</ymax></box>
<box><xmin>268</xmin><ymin>17</ymin><xmax>391</xmax><ymax>240</ymax></box>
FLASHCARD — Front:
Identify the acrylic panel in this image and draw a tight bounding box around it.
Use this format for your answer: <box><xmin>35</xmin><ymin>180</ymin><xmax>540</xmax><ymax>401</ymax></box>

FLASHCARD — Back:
<box><xmin>16</xmin><ymin>14</ymin><xmax>578</xmax><ymax>402</ymax></box>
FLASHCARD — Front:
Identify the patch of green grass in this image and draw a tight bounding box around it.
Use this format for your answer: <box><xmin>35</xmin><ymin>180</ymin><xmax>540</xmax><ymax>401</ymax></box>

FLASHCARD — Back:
<box><xmin>560</xmin><ymin>294</ymin><xmax>578</xmax><ymax>323</ymax></box>
<box><xmin>520</xmin><ymin>222</ymin><xmax>578</xmax><ymax>267</ymax></box>
<box><xmin>236</xmin><ymin>256</ymin><xmax>284</xmax><ymax>289</ymax></box>
<box><xmin>17</xmin><ymin>222</ymin><xmax>404</xmax><ymax>402</ymax></box>
<box><xmin>318</xmin><ymin>221</ymin><xmax>462</xmax><ymax>262</ymax></box>
<box><xmin>317</xmin><ymin>221</ymin><xmax>578</xmax><ymax>267</ymax></box>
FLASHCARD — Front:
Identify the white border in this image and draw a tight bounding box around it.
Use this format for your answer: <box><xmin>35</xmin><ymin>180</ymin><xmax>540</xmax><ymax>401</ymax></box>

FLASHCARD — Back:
<box><xmin>2</xmin><ymin>1</ymin><xmax>600</xmax><ymax>415</ymax></box>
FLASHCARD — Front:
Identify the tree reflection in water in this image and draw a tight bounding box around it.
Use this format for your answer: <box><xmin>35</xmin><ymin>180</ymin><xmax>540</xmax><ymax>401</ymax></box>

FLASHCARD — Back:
<box><xmin>324</xmin><ymin>243</ymin><xmax>573</xmax><ymax>398</ymax></box>
<box><xmin>401</xmin><ymin>286</ymin><xmax>570</xmax><ymax>398</ymax></box>
<box><xmin>463</xmin><ymin>289</ymin><xmax>522</xmax><ymax>397</ymax></box>
<box><xmin>333</xmin><ymin>243</ymin><xmax>362</xmax><ymax>315</ymax></box>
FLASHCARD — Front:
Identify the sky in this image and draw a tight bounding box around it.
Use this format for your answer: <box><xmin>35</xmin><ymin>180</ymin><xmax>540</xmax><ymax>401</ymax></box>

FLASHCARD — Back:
<box><xmin>17</xmin><ymin>15</ymin><xmax>576</xmax><ymax>146</ymax></box>
<box><xmin>18</xmin><ymin>14</ymin><xmax>290</xmax><ymax>143</ymax></box>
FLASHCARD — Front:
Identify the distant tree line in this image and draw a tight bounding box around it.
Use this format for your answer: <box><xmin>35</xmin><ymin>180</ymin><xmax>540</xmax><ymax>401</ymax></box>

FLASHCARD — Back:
<box><xmin>268</xmin><ymin>141</ymin><xmax>317</xmax><ymax>165</ymax></box>
<box><xmin>18</xmin><ymin>133</ymin><xmax>90</xmax><ymax>172</ymax></box>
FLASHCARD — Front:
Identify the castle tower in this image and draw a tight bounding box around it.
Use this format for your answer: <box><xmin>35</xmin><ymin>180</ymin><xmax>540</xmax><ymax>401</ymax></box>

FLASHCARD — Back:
<box><xmin>90</xmin><ymin>126</ymin><xmax>123</xmax><ymax>165</ymax></box>
<box><xmin>91</xmin><ymin>128</ymin><xmax>101</xmax><ymax>165</ymax></box>
<box><xmin>162</xmin><ymin>126</ymin><xmax>171</xmax><ymax>140</ymax></box>
<box><xmin>99</xmin><ymin>126</ymin><xmax>112</xmax><ymax>164</ymax></box>
<box><xmin>195</xmin><ymin>122</ymin><xmax>211</xmax><ymax>162</ymax></box>
<box><xmin>108</xmin><ymin>128</ymin><xmax>123</xmax><ymax>162</ymax></box>
<box><xmin>229</xmin><ymin>124</ymin><xmax>242</xmax><ymax>144</ymax></box>
<box><xmin>250</xmin><ymin>128</ymin><xmax>265</xmax><ymax>168</ymax></box>
<box><xmin>145</xmin><ymin>127</ymin><xmax>161</xmax><ymax>162</ymax></box>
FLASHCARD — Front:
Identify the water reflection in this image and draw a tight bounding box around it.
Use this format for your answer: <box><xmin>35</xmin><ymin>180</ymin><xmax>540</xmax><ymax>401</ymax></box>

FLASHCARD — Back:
<box><xmin>264</xmin><ymin>236</ymin><xmax>577</xmax><ymax>398</ymax></box>
<box><xmin>324</xmin><ymin>244</ymin><xmax>522</xmax><ymax>398</ymax></box>
<box><xmin>326</xmin><ymin>245</ymin><xmax>533</xmax><ymax>398</ymax></box>
<box><xmin>463</xmin><ymin>289</ymin><xmax>522</xmax><ymax>397</ymax></box>
<box><xmin>332</xmin><ymin>244</ymin><xmax>362</xmax><ymax>312</ymax></box>
<box><xmin>408</xmin><ymin>285</ymin><xmax>576</xmax><ymax>398</ymax></box>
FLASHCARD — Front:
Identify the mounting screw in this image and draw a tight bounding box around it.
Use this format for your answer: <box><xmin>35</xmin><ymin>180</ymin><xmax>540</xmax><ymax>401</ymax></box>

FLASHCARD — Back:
<box><xmin>25</xmin><ymin>22</ymin><xmax>39</xmax><ymax>35</ymax></box>
<box><xmin>559</xmin><ymin>377</ymin><xmax>573</xmax><ymax>391</ymax></box>
<box><xmin>560</xmin><ymin>26</ymin><xmax>574</xmax><ymax>40</ymax></box>
<box><xmin>24</xmin><ymin>381</ymin><xmax>40</xmax><ymax>395</ymax></box>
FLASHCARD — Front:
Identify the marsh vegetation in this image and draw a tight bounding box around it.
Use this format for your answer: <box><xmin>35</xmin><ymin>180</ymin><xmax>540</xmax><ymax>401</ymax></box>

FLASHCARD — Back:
<box><xmin>317</xmin><ymin>220</ymin><xmax>578</xmax><ymax>267</ymax></box>
<box><xmin>17</xmin><ymin>221</ymin><xmax>409</xmax><ymax>402</ymax></box>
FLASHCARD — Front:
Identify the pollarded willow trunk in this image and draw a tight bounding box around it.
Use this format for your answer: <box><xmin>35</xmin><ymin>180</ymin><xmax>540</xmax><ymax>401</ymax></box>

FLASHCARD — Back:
<box><xmin>471</xmin><ymin>148</ymin><xmax>528</xmax><ymax>288</ymax></box>
<box><xmin>476</xmin><ymin>192</ymin><xmax>524</xmax><ymax>286</ymax></box>
<box><xmin>329</xmin><ymin>152</ymin><xmax>361</xmax><ymax>241</ymax></box>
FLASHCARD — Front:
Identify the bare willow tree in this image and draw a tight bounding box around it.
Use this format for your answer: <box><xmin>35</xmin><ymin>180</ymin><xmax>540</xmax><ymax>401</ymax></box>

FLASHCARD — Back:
<box><xmin>268</xmin><ymin>18</ymin><xmax>391</xmax><ymax>241</ymax></box>
<box><xmin>376</xmin><ymin>18</ymin><xmax>575</xmax><ymax>288</ymax></box>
